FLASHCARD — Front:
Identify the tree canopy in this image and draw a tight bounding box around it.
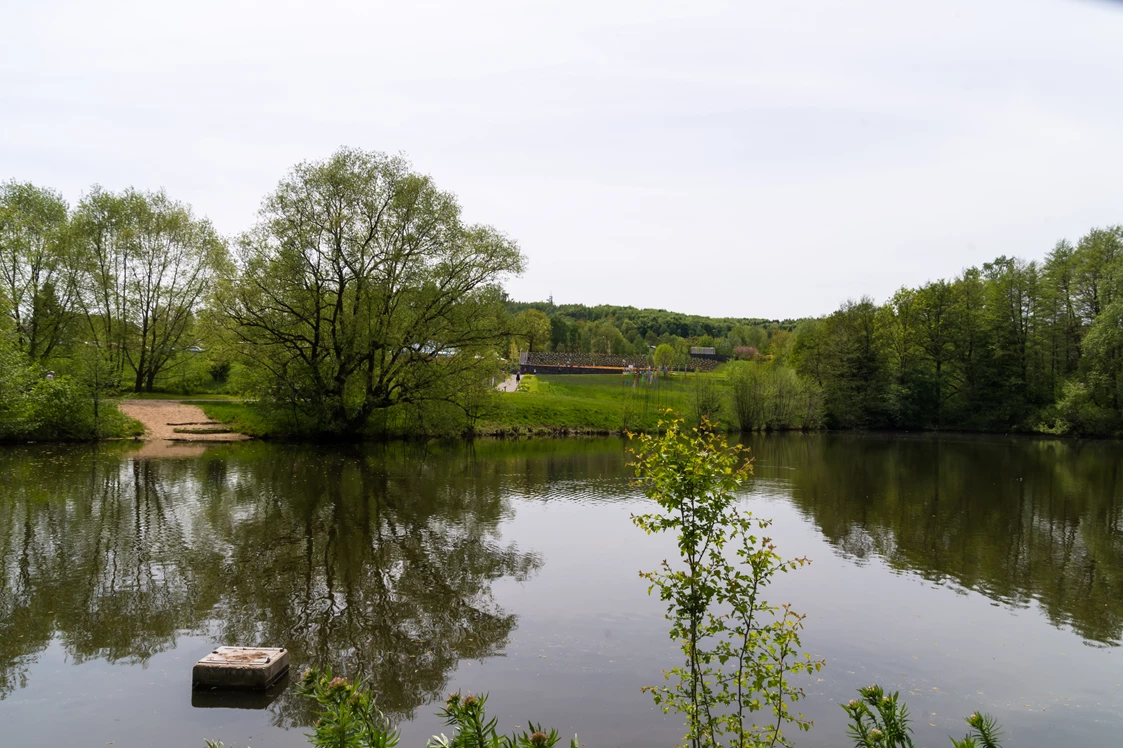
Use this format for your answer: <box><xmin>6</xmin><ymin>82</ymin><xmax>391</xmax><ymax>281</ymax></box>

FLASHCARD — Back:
<box><xmin>788</xmin><ymin>227</ymin><xmax>1123</xmax><ymax>434</ymax></box>
<box><xmin>221</xmin><ymin>148</ymin><xmax>525</xmax><ymax>435</ymax></box>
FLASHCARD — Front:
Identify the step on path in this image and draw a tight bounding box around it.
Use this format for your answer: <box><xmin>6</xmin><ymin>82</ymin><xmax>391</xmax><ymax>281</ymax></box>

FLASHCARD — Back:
<box><xmin>118</xmin><ymin>400</ymin><xmax>250</xmax><ymax>442</ymax></box>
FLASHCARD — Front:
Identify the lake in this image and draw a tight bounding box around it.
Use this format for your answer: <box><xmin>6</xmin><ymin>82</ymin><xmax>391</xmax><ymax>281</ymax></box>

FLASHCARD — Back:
<box><xmin>1</xmin><ymin>433</ymin><xmax>1121</xmax><ymax>747</ymax></box>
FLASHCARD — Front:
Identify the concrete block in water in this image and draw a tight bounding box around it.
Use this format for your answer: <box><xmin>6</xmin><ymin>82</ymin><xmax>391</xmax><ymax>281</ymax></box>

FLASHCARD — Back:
<box><xmin>192</xmin><ymin>646</ymin><xmax>289</xmax><ymax>690</ymax></box>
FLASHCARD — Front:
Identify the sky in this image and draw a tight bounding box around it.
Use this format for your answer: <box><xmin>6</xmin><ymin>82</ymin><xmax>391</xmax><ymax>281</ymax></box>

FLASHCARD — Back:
<box><xmin>3</xmin><ymin>0</ymin><xmax>1123</xmax><ymax>320</ymax></box>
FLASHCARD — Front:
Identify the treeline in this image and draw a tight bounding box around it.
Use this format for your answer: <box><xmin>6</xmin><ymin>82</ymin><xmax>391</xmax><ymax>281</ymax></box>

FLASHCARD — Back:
<box><xmin>508</xmin><ymin>301</ymin><xmax>796</xmax><ymax>359</ymax></box>
<box><xmin>2</xmin><ymin>149</ymin><xmax>525</xmax><ymax>438</ymax></box>
<box><xmin>789</xmin><ymin>228</ymin><xmax>1123</xmax><ymax>435</ymax></box>
<box><xmin>6</xmin><ymin>150</ymin><xmax>1123</xmax><ymax>440</ymax></box>
<box><xmin>0</xmin><ymin>181</ymin><xmax>225</xmax><ymax>389</ymax></box>
<box><xmin>0</xmin><ymin>181</ymin><xmax>225</xmax><ymax>438</ymax></box>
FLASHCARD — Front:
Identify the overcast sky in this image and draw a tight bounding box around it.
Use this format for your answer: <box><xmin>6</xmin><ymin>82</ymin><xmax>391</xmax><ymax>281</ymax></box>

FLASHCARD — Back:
<box><xmin>3</xmin><ymin>0</ymin><xmax>1123</xmax><ymax>320</ymax></box>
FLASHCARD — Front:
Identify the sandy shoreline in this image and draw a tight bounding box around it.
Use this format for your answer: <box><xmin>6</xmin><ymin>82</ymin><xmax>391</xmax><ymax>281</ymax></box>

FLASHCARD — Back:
<box><xmin>117</xmin><ymin>400</ymin><xmax>249</xmax><ymax>442</ymax></box>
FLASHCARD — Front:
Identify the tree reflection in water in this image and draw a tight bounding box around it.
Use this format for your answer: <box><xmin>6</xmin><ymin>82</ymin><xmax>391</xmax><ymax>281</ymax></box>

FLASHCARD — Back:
<box><xmin>0</xmin><ymin>440</ymin><xmax>544</xmax><ymax>725</ymax></box>
<box><xmin>743</xmin><ymin>433</ymin><xmax>1123</xmax><ymax>645</ymax></box>
<box><xmin>2</xmin><ymin>433</ymin><xmax>1123</xmax><ymax>730</ymax></box>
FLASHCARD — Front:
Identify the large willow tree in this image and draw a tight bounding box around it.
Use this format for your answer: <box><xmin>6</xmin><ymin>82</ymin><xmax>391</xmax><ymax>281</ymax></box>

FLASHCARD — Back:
<box><xmin>224</xmin><ymin>148</ymin><xmax>524</xmax><ymax>435</ymax></box>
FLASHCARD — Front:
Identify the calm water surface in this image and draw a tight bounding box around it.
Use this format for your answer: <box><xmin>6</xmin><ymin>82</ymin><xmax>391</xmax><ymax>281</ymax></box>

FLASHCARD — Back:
<box><xmin>1</xmin><ymin>434</ymin><xmax>1121</xmax><ymax>747</ymax></box>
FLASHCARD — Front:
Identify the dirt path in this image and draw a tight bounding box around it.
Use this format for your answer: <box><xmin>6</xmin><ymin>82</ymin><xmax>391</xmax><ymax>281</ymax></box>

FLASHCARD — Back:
<box><xmin>118</xmin><ymin>400</ymin><xmax>249</xmax><ymax>442</ymax></box>
<box><xmin>497</xmin><ymin>375</ymin><xmax>520</xmax><ymax>392</ymax></box>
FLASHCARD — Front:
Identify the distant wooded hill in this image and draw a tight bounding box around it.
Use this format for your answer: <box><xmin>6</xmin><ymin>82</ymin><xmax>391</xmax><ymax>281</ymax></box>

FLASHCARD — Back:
<box><xmin>506</xmin><ymin>300</ymin><xmax>799</xmax><ymax>358</ymax></box>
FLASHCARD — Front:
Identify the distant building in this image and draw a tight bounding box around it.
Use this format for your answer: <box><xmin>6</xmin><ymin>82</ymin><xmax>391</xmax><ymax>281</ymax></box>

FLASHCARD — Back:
<box><xmin>690</xmin><ymin>346</ymin><xmax>716</xmax><ymax>355</ymax></box>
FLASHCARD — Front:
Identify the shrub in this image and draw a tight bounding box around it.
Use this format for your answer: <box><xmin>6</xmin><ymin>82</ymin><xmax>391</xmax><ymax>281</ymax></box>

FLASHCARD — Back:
<box><xmin>0</xmin><ymin>344</ymin><xmax>128</xmax><ymax>440</ymax></box>
<box><xmin>209</xmin><ymin>360</ymin><xmax>232</xmax><ymax>383</ymax></box>
<box><xmin>24</xmin><ymin>377</ymin><xmax>96</xmax><ymax>439</ymax></box>
<box><xmin>691</xmin><ymin>375</ymin><xmax>724</xmax><ymax>425</ymax></box>
<box><xmin>728</xmin><ymin>361</ymin><xmax>823</xmax><ymax>431</ymax></box>
<box><xmin>1039</xmin><ymin>380</ymin><xmax>1119</xmax><ymax>436</ymax></box>
<box><xmin>630</xmin><ymin>413</ymin><xmax>824</xmax><ymax>747</ymax></box>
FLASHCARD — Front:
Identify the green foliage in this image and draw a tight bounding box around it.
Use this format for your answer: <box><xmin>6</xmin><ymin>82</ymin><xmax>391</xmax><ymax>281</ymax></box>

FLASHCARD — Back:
<box><xmin>841</xmin><ymin>685</ymin><xmax>1002</xmax><ymax>748</ymax></box>
<box><xmin>515</xmin><ymin>309</ymin><xmax>552</xmax><ymax>352</ymax></box>
<box><xmin>0</xmin><ymin>180</ymin><xmax>72</xmax><ymax>362</ymax></box>
<box><xmin>208</xmin><ymin>359</ymin><xmax>232</xmax><ymax>383</ymax></box>
<box><xmin>727</xmin><ymin>361</ymin><xmax>823</xmax><ymax>431</ymax></box>
<box><xmin>507</xmin><ymin>300</ymin><xmax>793</xmax><ymax>346</ymax></box>
<box><xmin>505</xmin><ymin>301</ymin><xmax>796</xmax><ymax>360</ymax></box>
<box><xmin>295</xmin><ymin>667</ymin><xmax>400</xmax><ymax>748</ymax></box>
<box><xmin>1039</xmin><ymin>380</ymin><xmax>1118</xmax><ymax>436</ymax></box>
<box><xmin>788</xmin><ymin>225</ymin><xmax>1123</xmax><ymax>435</ymax></box>
<box><xmin>0</xmin><ymin>340</ymin><xmax>139</xmax><ymax>441</ymax></box>
<box><xmin>841</xmin><ymin>685</ymin><xmax>915</xmax><ymax>747</ymax></box>
<box><xmin>950</xmin><ymin>712</ymin><xmax>1004</xmax><ymax>748</ymax></box>
<box><xmin>629</xmin><ymin>414</ymin><xmax>824</xmax><ymax>747</ymax></box>
<box><xmin>69</xmin><ymin>186</ymin><xmax>227</xmax><ymax>393</ymax></box>
<box><xmin>427</xmin><ymin>692</ymin><xmax>577</xmax><ymax>748</ymax></box>
<box><xmin>690</xmin><ymin>375</ymin><xmax>724</xmax><ymax>425</ymax></box>
<box><xmin>221</xmin><ymin>147</ymin><xmax>522</xmax><ymax>437</ymax></box>
<box><xmin>204</xmin><ymin>681</ymin><xmax>576</xmax><ymax>748</ymax></box>
<box><xmin>587</xmin><ymin>318</ymin><xmax>628</xmax><ymax>355</ymax></box>
<box><xmin>654</xmin><ymin>343</ymin><xmax>676</xmax><ymax>371</ymax></box>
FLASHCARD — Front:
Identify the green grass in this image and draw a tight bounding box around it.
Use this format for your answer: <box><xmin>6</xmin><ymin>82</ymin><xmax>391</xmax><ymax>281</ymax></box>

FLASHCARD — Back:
<box><xmin>483</xmin><ymin>373</ymin><xmax>704</xmax><ymax>434</ymax></box>
<box><xmin>104</xmin><ymin>403</ymin><xmax>147</xmax><ymax>439</ymax></box>
<box><xmin>127</xmin><ymin>392</ymin><xmax>240</xmax><ymax>401</ymax></box>
<box><xmin>198</xmin><ymin>402</ymin><xmax>273</xmax><ymax>437</ymax></box>
<box><xmin>197</xmin><ymin>372</ymin><xmax>728</xmax><ymax>438</ymax></box>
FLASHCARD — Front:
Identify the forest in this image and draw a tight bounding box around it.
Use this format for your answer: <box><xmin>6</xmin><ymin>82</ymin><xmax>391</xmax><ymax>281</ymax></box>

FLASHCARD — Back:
<box><xmin>508</xmin><ymin>228</ymin><xmax>1123</xmax><ymax>436</ymax></box>
<box><xmin>3</xmin><ymin>149</ymin><xmax>1122</xmax><ymax>438</ymax></box>
<box><xmin>788</xmin><ymin>231</ymin><xmax>1123</xmax><ymax>435</ymax></box>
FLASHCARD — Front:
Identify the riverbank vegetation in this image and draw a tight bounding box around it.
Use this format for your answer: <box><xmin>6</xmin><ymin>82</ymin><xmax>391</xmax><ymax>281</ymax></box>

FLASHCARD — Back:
<box><xmin>196</xmin><ymin>367</ymin><xmax>823</xmax><ymax>438</ymax></box>
<box><xmin>4</xmin><ymin>156</ymin><xmax>1122</xmax><ymax>440</ymax></box>
<box><xmin>0</xmin><ymin>338</ymin><xmax>141</xmax><ymax>441</ymax></box>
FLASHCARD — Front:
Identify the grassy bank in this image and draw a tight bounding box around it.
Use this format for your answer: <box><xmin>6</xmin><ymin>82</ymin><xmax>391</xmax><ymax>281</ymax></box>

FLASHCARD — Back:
<box><xmin>197</xmin><ymin>373</ymin><xmax>723</xmax><ymax>439</ymax></box>
<box><xmin>481</xmin><ymin>373</ymin><xmax>705</xmax><ymax>434</ymax></box>
<box><xmin>197</xmin><ymin>401</ymin><xmax>274</xmax><ymax>437</ymax></box>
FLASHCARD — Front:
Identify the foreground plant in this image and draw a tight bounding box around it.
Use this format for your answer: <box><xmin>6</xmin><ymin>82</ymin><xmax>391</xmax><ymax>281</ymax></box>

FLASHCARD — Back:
<box><xmin>842</xmin><ymin>685</ymin><xmax>915</xmax><ymax>748</ymax></box>
<box><xmin>427</xmin><ymin>692</ymin><xmax>577</xmax><ymax>748</ymax></box>
<box><xmin>629</xmin><ymin>413</ymin><xmax>825</xmax><ymax>748</ymax></box>
<box><xmin>204</xmin><ymin>677</ymin><xmax>574</xmax><ymax>748</ymax></box>
<box><xmin>950</xmin><ymin>712</ymin><xmax>1004</xmax><ymax>748</ymax></box>
<box><xmin>295</xmin><ymin>666</ymin><xmax>400</xmax><ymax>748</ymax></box>
<box><xmin>842</xmin><ymin>685</ymin><xmax>1002</xmax><ymax>748</ymax></box>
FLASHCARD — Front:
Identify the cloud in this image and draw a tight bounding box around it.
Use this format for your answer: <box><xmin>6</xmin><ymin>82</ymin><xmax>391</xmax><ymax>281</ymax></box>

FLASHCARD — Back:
<box><xmin>3</xmin><ymin>0</ymin><xmax>1122</xmax><ymax>318</ymax></box>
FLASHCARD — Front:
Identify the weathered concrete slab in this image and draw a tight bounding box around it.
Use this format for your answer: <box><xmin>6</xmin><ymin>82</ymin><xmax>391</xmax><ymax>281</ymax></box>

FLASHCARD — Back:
<box><xmin>192</xmin><ymin>646</ymin><xmax>289</xmax><ymax>690</ymax></box>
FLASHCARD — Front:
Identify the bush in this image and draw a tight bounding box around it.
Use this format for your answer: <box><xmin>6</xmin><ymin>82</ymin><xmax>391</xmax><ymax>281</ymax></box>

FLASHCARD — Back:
<box><xmin>430</xmin><ymin>692</ymin><xmax>577</xmax><ymax>748</ymax></box>
<box><xmin>691</xmin><ymin>375</ymin><xmax>724</xmax><ymax>424</ymax></box>
<box><xmin>24</xmin><ymin>377</ymin><xmax>96</xmax><ymax>439</ymax></box>
<box><xmin>295</xmin><ymin>667</ymin><xmax>399</xmax><ymax>748</ymax></box>
<box><xmin>728</xmin><ymin>361</ymin><xmax>824</xmax><ymax>431</ymax></box>
<box><xmin>630</xmin><ymin>413</ymin><xmax>824</xmax><ymax>747</ymax></box>
<box><xmin>1038</xmin><ymin>380</ymin><xmax>1119</xmax><ymax>436</ymax></box>
<box><xmin>209</xmin><ymin>360</ymin><xmax>232</xmax><ymax>383</ymax></box>
<box><xmin>0</xmin><ymin>343</ymin><xmax>137</xmax><ymax>441</ymax></box>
